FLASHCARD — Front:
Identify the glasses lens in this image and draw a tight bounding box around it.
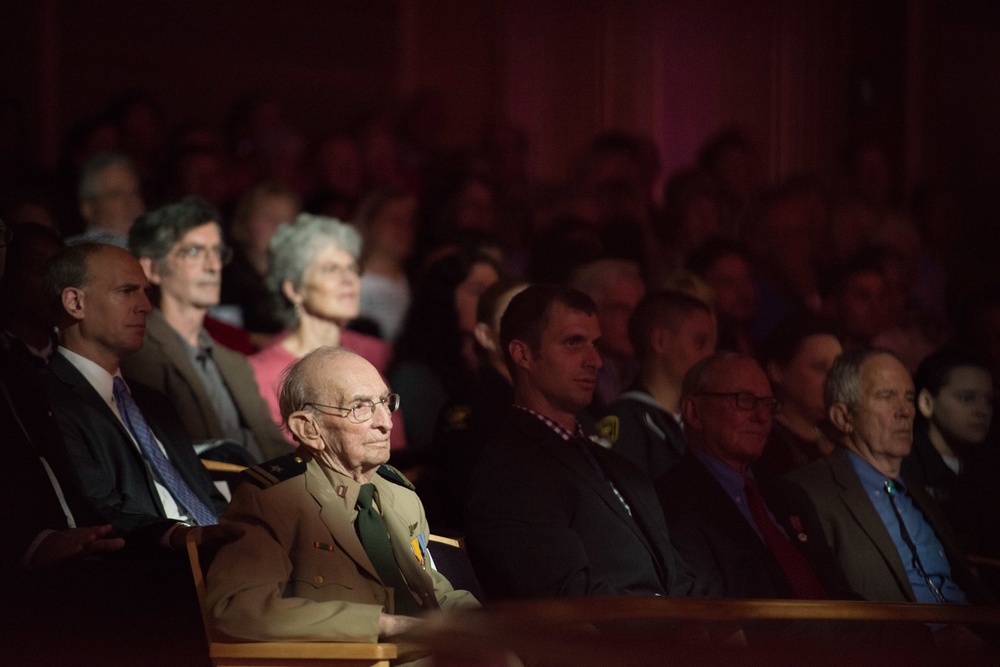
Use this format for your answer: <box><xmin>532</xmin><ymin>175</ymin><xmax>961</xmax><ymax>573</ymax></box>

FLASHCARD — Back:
<box><xmin>386</xmin><ymin>394</ymin><xmax>400</xmax><ymax>413</ymax></box>
<box><xmin>735</xmin><ymin>392</ymin><xmax>756</xmax><ymax>410</ymax></box>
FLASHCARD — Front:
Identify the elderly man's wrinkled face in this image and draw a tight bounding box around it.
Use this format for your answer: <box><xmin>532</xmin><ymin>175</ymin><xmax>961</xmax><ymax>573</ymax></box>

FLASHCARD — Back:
<box><xmin>303</xmin><ymin>355</ymin><xmax>393</xmax><ymax>477</ymax></box>
<box><xmin>685</xmin><ymin>357</ymin><xmax>774</xmax><ymax>473</ymax></box>
<box><xmin>841</xmin><ymin>354</ymin><xmax>915</xmax><ymax>468</ymax></box>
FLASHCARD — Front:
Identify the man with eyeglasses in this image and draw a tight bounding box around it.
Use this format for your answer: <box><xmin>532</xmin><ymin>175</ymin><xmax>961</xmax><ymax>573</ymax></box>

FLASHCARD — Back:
<box><xmin>122</xmin><ymin>197</ymin><xmax>290</xmax><ymax>466</ymax></box>
<box><xmin>207</xmin><ymin>346</ymin><xmax>477</xmax><ymax>643</ymax></box>
<box><xmin>657</xmin><ymin>351</ymin><xmax>851</xmax><ymax>601</ymax></box>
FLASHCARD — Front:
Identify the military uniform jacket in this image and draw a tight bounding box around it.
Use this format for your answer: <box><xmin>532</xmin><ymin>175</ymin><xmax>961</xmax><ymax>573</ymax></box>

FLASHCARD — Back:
<box><xmin>120</xmin><ymin>310</ymin><xmax>290</xmax><ymax>462</ymax></box>
<box><xmin>206</xmin><ymin>456</ymin><xmax>478</xmax><ymax>642</ymax></box>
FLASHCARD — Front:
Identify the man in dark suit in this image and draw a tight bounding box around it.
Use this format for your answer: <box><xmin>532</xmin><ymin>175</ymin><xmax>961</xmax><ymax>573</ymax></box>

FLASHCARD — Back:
<box><xmin>787</xmin><ymin>349</ymin><xmax>990</xmax><ymax>606</ymax></box>
<box><xmin>657</xmin><ymin>352</ymin><xmax>849</xmax><ymax>600</ymax></box>
<box><xmin>466</xmin><ymin>284</ymin><xmax>702</xmax><ymax>599</ymax></box>
<box><xmin>39</xmin><ymin>242</ymin><xmax>227</xmax><ymax>552</ymax></box>
<box><xmin>122</xmin><ymin>197</ymin><xmax>289</xmax><ymax>465</ymax></box>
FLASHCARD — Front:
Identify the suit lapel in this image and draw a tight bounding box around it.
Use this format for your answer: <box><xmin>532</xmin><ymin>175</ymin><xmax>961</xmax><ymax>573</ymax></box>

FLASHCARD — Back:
<box><xmin>515</xmin><ymin>411</ymin><xmax>659</xmax><ymax>563</ymax></box>
<box><xmin>828</xmin><ymin>449</ymin><xmax>914</xmax><ymax>599</ymax></box>
<box><xmin>48</xmin><ymin>353</ymin><xmax>169</xmax><ymax>516</ymax></box>
<box><xmin>146</xmin><ymin>313</ymin><xmax>221</xmax><ymax>435</ymax></box>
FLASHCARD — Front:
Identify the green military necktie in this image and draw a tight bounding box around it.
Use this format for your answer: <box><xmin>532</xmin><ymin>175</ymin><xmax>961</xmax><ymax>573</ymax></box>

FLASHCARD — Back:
<box><xmin>355</xmin><ymin>483</ymin><xmax>423</xmax><ymax>616</ymax></box>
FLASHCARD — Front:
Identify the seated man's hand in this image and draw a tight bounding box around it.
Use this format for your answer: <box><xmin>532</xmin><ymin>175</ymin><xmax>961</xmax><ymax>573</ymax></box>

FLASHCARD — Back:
<box><xmin>30</xmin><ymin>524</ymin><xmax>125</xmax><ymax>569</ymax></box>
<box><xmin>379</xmin><ymin>612</ymin><xmax>423</xmax><ymax>639</ymax></box>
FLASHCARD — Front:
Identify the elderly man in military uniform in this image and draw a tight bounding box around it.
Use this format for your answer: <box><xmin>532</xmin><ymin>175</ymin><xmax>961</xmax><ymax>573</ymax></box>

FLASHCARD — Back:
<box><xmin>206</xmin><ymin>347</ymin><xmax>477</xmax><ymax>642</ymax></box>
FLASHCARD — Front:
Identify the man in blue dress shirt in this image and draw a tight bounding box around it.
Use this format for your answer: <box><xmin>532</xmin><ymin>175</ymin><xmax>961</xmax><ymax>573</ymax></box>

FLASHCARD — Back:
<box><xmin>788</xmin><ymin>348</ymin><xmax>989</xmax><ymax>606</ymax></box>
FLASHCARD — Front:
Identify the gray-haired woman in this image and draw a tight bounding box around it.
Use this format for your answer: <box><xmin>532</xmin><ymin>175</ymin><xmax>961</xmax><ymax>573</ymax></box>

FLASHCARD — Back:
<box><xmin>248</xmin><ymin>213</ymin><xmax>404</xmax><ymax>447</ymax></box>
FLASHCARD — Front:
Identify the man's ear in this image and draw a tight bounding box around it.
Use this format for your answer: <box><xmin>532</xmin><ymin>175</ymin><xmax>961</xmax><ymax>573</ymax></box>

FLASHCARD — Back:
<box><xmin>287</xmin><ymin>411</ymin><xmax>320</xmax><ymax>451</ymax></box>
<box><xmin>681</xmin><ymin>396</ymin><xmax>700</xmax><ymax>430</ymax></box>
<box><xmin>138</xmin><ymin>257</ymin><xmax>162</xmax><ymax>285</ymax></box>
<box><xmin>917</xmin><ymin>389</ymin><xmax>935</xmax><ymax>420</ymax></box>
<box><xmin>508</xmin><ymin>339</ymin><xmax>532</xmax><ymax>371</ymax></box>
<box><xmin>61</xmin><ymin>287</ymin><xmax>85</xmax><ymax>321</ymax></box>
<box><xmin>650</xmin><ymin>325</ymin><xmax>670</xmax><ymax>357</ymax></box>
<box><xmin>828</xmin><ymin>402</ymin><xmax>852</xmax><ymax>434</ymax></box>
<box><xmin>473</xmin><ymin>322</ymin><xmax>495</xmax><ymax>353</ymax></box>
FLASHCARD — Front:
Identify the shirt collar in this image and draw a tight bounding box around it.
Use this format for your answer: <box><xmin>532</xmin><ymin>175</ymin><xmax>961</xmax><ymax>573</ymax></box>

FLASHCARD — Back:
<box><xmin>846</xmin><ymin>449</ymin><xmax>905</xmax><ymax>492</ymax></box>
<box><xmin>691</xmin><ymin>447</ymin><xmax>753</xmax><ymax>499</ymax></box>
<box><xmin>58</xmin><ymin>346</ymin><xmax>123</xmax><ymax>405</ymax></box>
<box><xmin>514</xmin><ymin>404</ymin><xmax>585</xmax><ymax>441</ymax></box>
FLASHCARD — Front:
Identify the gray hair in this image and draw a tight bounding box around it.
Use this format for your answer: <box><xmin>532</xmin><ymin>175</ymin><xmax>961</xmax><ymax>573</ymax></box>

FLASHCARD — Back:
<box><xmin>278</xmin><ymin>346</ymin><xmax>360</xmax><ymax>427</ymax></box>
<box><xmin>824</xmin><ymin>347</ymin><xmax>902</xmax><ymax>410</ymax></box>
<box><xmin>681</xmin><ymin>351</ymin><xmax>745</xmax><ymax>398</ymax></box>
<box><xmin>78</xmin><ymin>152</ymin><xmax>138</xmax><ymax>202</ymax></box>
<box><xmin>266</xmin><ymin>213</ymin><xmax>362</xmax><ymax>326</ymax></box>
<box><xmin>128</xmin><ymin>197</ymin><xmax>220</xmax><ymax>261</ymax></box>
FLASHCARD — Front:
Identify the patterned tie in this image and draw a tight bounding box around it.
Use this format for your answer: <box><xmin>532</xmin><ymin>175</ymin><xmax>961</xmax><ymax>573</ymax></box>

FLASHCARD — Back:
<box><xmin>355</xmin><ymin>483</ymin><xmax>422</xmax><ymax>616</ymax></box>
<box><xmin>744</xmin><ymin>476</ymin><xmax>826</xmax><ymax>599</ymax></box>
<box><xmin>112</xmin><ymin>377</ymin><xmax>217</xmax><ymax>527</ymax></box>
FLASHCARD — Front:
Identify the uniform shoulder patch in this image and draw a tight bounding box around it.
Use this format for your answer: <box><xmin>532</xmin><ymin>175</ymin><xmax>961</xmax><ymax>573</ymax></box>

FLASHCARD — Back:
<box><xmin>597</xmin><ymin>415</ymin><xmax>620</xmax><ymax>445</ymax></box>
<box><xmin>377</xmin><ymin>464</ymin><xmax>416</xmax><ymax>491</ymax></box>
<box><xmin>241</xmin><ymin>453</ymin><xmax>308</xmax><ymax>489</ymax></box>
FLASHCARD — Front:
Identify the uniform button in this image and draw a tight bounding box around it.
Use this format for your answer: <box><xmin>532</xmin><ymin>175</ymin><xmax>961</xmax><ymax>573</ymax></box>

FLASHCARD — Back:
<box><xmin>314</xmin><ymin>575</ymin><xmax>324</xmax><ymax>585</ymax></box>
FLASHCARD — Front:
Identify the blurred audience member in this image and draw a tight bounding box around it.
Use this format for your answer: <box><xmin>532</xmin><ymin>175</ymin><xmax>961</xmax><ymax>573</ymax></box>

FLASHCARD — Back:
<box><xmin>654</xmin><ymin>168</ymin><xmax>721</xmax><ymax>281</ymax></box>
<box><xmin>123</xmin><ymin>197</ymin><xmax>290</xmax><ymax>466</ymax></box>
<box><xmin>600</xmin><ymin>290</ymin><xmax>716</xmax><ymax>482</ymax></box>
<box><xmin>354</xmin><ymin>187</ymin><xmax>417</xmax><ymax>342</ymax></box>
<box><xmin>221</xmin><ymin>181</ymin><xmax>301</xmax><ymax>336</ymax></box>
<box><xmin>67</xmin><ymin>151</ymin><xmax>145</xmax><ymax>248</ymax></box>
<box><xmin>697</xmin><ymin>128</ymin><xmax>759</xmax><ymax>236</ymax></box>
<box><xmin>758</xmin><ymin>315</ymin><xmax>842</xmax><ymax>475</ymax></box>
<box><xmin>743</xmin><ymin>176</ymin><xmax>828</xmax><ymax>337</ymax></box>
<box><xmin>570</xmin><ymin>258</ymin><xmax>646</xmax><ymax>410</ymax></box>
<box><xmin>687</xmin><ymin>239</ymin><xmax>759</xmax><ymax>356</ymax></box>
<box><xmin>389</xmin><ymin>248</ymin><xmax>501</xmax><ymax>448</ymax></box>
<box><xmin>308</xmin><ymin>133</ymin><xmax>363</xmax><ymax>220</ymax></box>
<box><xmin>820</xmin><ymin>253</ymin><xmax>888</xmax><ymax>353</ymax></box>
<box><xmin>249</xmin><ymin>213</ymin><xmax>402</xmax><ymax>447</ymax></box>
<box><xmin>0</xmin><ymin>223</ymin><xmax>64</xmax><ymax>365</ymax></box>
<box><xmin>430</xmin><ymin>278</ymin><xmax>529</xmax><ymax>530</ymax></box>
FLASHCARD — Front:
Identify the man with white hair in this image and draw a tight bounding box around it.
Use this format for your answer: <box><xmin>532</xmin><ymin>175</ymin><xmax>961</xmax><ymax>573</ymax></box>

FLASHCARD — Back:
<box><xmin>207</xmin><ymin>347</ymin><xmax>476</xmax><ymax>642</ymax></box>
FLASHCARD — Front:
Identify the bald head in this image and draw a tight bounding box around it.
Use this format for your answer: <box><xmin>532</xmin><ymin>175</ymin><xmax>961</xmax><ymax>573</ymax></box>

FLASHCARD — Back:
<box><xmin>280</xmin><ymin>346</ymin><xmax>395</xmax><ymax>482</ymax></box>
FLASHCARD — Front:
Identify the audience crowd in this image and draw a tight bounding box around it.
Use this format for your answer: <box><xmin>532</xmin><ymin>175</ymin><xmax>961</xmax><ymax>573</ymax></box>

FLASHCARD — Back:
<box><xmin>3</xmin><ymin>88</ymin><xmax>1000</xmax><ymax>665</ymax></box>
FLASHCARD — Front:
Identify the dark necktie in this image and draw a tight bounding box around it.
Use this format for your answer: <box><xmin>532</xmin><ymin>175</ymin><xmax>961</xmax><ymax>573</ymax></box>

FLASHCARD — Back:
<box><xmin>744</xmin><ymin>476</ymin><xmax>827</xmax><ymax>599</ymax></box>
<box><xmin>355</xmin><ymin>483</ymin><xmax>422</xmax><ymax>616</ymax></box>
<box><xmin>883</xmin><ymin>479</ymin><xmax>948</xmax><ymax>603</ymax></box>
<box><xmin>112</xmin><ymin>377</ymin><xmax>218</xmax><ymax>527</ymax></box>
